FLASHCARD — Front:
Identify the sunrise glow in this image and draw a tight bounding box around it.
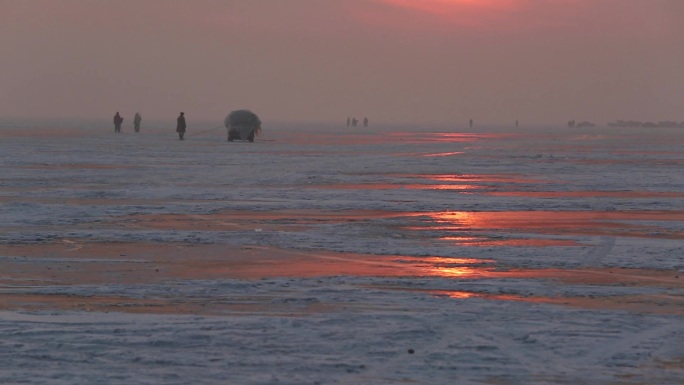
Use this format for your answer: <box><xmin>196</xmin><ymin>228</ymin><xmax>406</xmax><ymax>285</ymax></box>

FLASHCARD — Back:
<box><xmin>376</xmin><ymin>0</ymin><xmax>521</xmax><ymax>15</ymax></box>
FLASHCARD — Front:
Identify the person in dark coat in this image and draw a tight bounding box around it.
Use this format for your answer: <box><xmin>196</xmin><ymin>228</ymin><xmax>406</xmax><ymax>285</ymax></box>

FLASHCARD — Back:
<box><xmin>134</xmin><ymin>112</ymin><xmax>142</xmax><ymax>132</ymax></box>
<box><xmin>176</xmin><ymin>112</ymin><xmax>186</xmax><ymax>140</ymax></box>
<box><xmin>113</xmin><ymin>112</ymin><xmax>123</xmax><ymax>133</ymax></box>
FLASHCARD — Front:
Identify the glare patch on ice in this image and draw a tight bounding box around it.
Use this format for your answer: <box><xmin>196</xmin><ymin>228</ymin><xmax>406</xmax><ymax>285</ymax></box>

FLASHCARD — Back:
<box><xmin>406</xmin><ymin>210</ymin><xmax>684</xmax><ymax>239</ymax></box>
<box><xmin>312</xmin><ymin>173</ymin><xmax>549</xmax><ymax>192</ymax></box>
<box><xmin>398</xmin><ymin>173</ymin><xmax>549</xmax><ymax>184</ymax></box>
<box><xmin>314</xmin><ymin>183</ymin><xmax>483</xmax><ymax>191</ymax></box>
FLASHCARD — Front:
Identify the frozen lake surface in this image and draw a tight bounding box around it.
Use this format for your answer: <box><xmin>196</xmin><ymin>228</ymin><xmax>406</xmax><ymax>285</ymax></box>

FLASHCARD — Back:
<box><xmin>1</xmin><ymin>120</ymin><xmax>683</xmax><ymax>384</ymax></box>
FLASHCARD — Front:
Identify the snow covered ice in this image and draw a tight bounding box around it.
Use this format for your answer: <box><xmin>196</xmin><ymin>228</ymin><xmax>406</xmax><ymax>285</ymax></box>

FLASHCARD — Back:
<box><xmin>0</xmin><ymin>120</ymin><xmax>683</xmax><ymax>384</ymax></box>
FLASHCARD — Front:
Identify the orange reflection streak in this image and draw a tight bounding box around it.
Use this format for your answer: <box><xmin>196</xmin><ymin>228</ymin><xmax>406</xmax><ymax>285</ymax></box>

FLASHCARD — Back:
<box><xmin>424</xmin><ymin>266</ymin><xmax>493</xmax><ymax>278</ymax></box>
<box><xmin>397</xmin><ymin>173</ymin><xmax>549</xmax><ymax>184</ymax></box>
<box><xmin>427</xmin><ymin>133</ymin><xmax>514</xmax><ymax>142</ymax></box>
<box><xmin>431</xmin><ymin>211</ymin><xmax>481</xmax><ymax>227</ymax></box>
<box><xmin>438</xmin><ymin>236</ymin><xmax>482</xmax><ymax>241</ymax></box>
<box><xmin>383</xmin><ymin>132</ymin><xmax>515</xmax><ymax>144</ymax></box>
<box><xmin>407</xmin><ymin>288</ymin><xmax>684</xmax><ymax>315</ymax></box>
<box><xmin>312</xmin><ymin>173</ymin><xmax>548</xmax><ymax>192</ymax></box>
<box><xmin>432</xmin><ymin>290</ymin><xmax>522</xmax><ymax>301</ymax></box>
<box><xmin>436</xmin><ymin>291</ymin><xmax>478</xmax><ymax>299</ymax></box>
<box><xmin>428</xmin><ymin>184</ymin><xmax>478</xmax><ymax>190</ymax></box>
<box><xmin>313</xmin><ymin>183</ymin><xmax>482</xmax><ymax>191</ymax></box>
<box><xmin>423</xmin><ymin>152</ymin><xmax>464</xmax><ymax>157</ymax></box>
<box><xmin>406</xmin><ymin>210</ymin><xmax>684</xmax><ymax>239</ymax></box>
<box><xmin>396</xmin><ymin>267</ymin><xmax>684</xmax><ymax>315</ymax></box>
<box><xmin>402</xmin><ymin>256</ymin><xmax>498</xmax><ymax>278</ymax></box>
<box><xmin>407</xmin><ymin>257</ymin><xmax>496</xmax><ymax>264</ymax></box>
<box><xmin>267</xmin><ymin>132</ymin><xmax>511</xmax><ymax>146</ymax></box>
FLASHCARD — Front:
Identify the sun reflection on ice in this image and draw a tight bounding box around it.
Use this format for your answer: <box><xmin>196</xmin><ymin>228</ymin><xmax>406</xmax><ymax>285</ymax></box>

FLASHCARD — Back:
<box><xmin>407</xmin><ymin>210</ymin><xmax>684</xmax><ymax>239</ymax></box>
<box><xmin>436</xmin><ymin>291</ymin><xmax>478</xmax><ymax>299</ymax></box>
<box><xmin>404</xmin><ymin>256</ymin><xmax>497</xmax><ymax>278</ymax></box>
<box><xmin>423</xmin><ymin>151</ymin><xmax>464</xmax><ymax>157</ymax></box>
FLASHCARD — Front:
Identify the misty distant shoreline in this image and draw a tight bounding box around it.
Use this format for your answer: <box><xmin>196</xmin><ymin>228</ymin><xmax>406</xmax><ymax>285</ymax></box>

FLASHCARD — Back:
<box><xmin>1</xmin><ymin>117</ymin><xmax>684</xmax><ymax>132</ymax></box>
<box><xmin>606</xmin><ymin>120</ymin><xmax>684</xmax><ymax>128</ymax></box>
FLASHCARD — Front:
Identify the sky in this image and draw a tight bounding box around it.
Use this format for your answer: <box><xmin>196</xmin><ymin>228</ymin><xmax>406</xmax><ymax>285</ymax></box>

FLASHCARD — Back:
<box><xmin>1</xmin><ymin>0</ymin><xmax>683</xmax><ymax>126</ymax></box>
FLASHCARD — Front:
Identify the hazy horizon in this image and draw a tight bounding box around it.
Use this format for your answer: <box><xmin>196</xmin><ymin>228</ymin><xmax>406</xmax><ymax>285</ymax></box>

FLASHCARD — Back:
<box><xmin>2</xmin><ymin>0</ymin><xmax>683</xmax><ymax>126</ymax></box>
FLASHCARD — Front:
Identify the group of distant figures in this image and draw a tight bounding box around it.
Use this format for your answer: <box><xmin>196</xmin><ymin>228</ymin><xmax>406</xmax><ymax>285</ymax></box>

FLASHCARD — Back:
<box><xmin>113</xmin><ymin>111</ymin><xmax>186</xmax><ymax>140</ymax></box>
<box><xmin>113</xmin><ymin>112</ymin><xmax>142</xmax><ymax>133</ymax></box>
<box><xmin>347</xmin><ymin>117</ymin><xmax>369</xmax><ymax>127</ymax></box>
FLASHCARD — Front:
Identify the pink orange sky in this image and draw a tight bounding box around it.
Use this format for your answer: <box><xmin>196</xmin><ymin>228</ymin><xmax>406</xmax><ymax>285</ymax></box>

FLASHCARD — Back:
<box><xmin>376</xmin><ymin>0</ymin><xmax>520</xmax><ymax>15</ymax></box>
<box><xmin>1</xmin><ymin>0</ymin><xmax>682</xmax><ymax>125</ymax></box>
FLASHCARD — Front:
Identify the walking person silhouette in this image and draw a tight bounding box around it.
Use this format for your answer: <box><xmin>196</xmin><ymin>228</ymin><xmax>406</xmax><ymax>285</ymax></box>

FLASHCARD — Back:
<box><xmin>113</xmin><ymin>112</ymin><xmax>123</xmax><ymax>133</ymax></box>
<box><xmin>176</xmin><ymin>112</ymin><xmax>186</xmax><ymax>140</ymax></box>
<box><xmin>134</xmin><ymin>112</ymin><xmax>142</xmax><ymax>132</ymax></box>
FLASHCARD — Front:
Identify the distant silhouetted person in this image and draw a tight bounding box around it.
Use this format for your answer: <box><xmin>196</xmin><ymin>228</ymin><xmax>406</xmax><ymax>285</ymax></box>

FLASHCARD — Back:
<box><xmin>176</xmin><ymin>112</ymin><xmax>186</xmax><ymax>140</ymax></box>
<box><xmin>346</xmin><ymin>117</ymin><xmax>350</xmax><ymax>127</ymax></box>
<box><xmin>134</xmin><ymin>112</ymin><xmax>142</xmax><ymax>132</ymax></box>
<box><xmin>113</xmin><ymin>112</ymin><xmax>123</xmax><ymax>133</ymax></box>
<box><xmin>363</xmin><ymin>117</ymin><xmax>368</xmax><ymax>127</ymax></box>
<box><xmin>469</xmin><ymin>118</ymin><xmax>473</xmax><ymax>128</ymax></box>
<box><xmin>515</xmin><ymin>120</ymin><xmax>519</xmax><ymax>128</ymax></box>
<box><xmin>352</xmin><ymin>118</ymin><xmax>358</xmax><ymax>127</ymax></box>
